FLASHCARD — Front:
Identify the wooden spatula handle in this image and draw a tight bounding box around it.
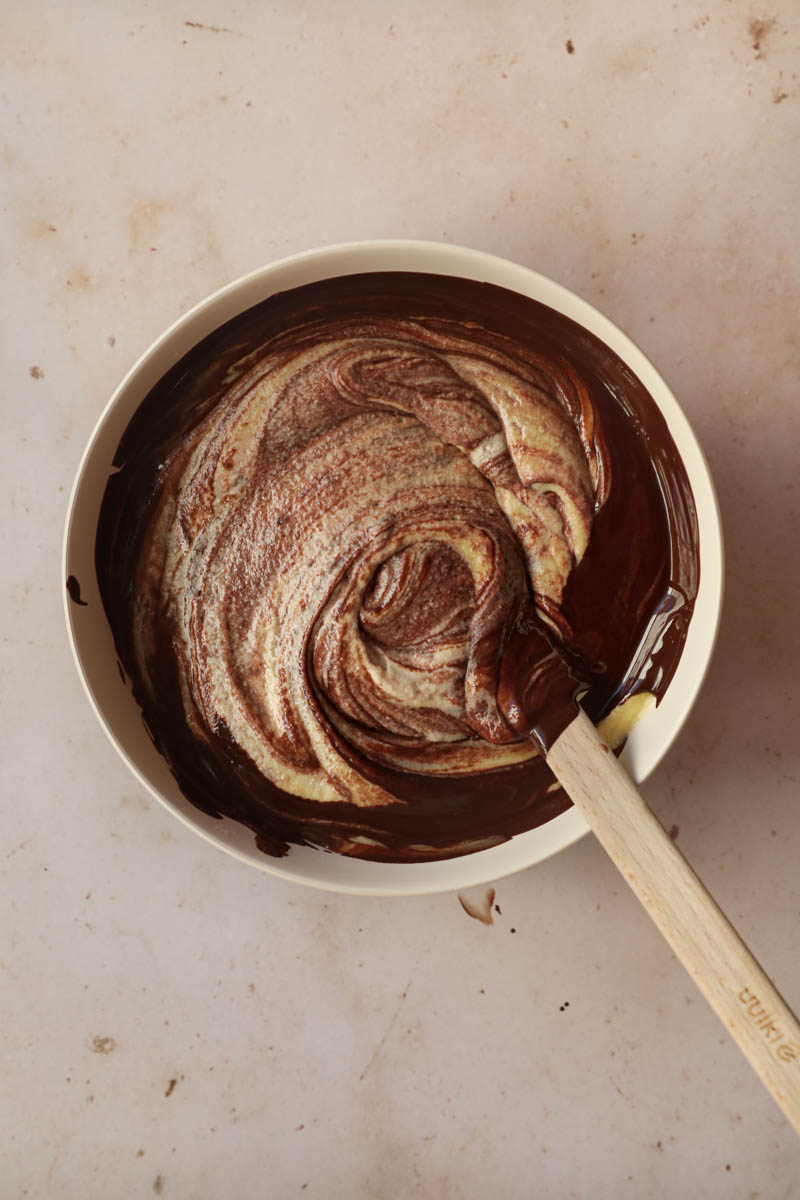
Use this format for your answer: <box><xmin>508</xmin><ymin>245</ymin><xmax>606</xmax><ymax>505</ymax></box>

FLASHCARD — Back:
<box><xmin>548</xmin><ymin>708</ymin><xmax>800</xmax><ymax>1136</ymax></box>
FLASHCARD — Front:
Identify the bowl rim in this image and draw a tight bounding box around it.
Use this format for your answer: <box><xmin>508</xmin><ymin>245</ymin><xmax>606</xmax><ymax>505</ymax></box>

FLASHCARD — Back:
<box><xmin>62</xmin><ymin>239</ymin><xmax>724</xmax><ymax>896</ymax></box>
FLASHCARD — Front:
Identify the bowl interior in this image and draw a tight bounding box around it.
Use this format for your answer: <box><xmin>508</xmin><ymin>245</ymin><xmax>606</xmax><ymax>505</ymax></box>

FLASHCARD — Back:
<box><xmin>63</xmin><ymin>241</ymin><xmax>723</xmax><ymax>895</ymax></box>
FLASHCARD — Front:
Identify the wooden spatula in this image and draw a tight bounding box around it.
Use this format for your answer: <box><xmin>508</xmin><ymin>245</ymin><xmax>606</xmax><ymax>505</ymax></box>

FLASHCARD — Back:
<box><xmin>546</xmin><ymin>706</ymin><xmax>800</xmax><ymax>1136</ymax></box>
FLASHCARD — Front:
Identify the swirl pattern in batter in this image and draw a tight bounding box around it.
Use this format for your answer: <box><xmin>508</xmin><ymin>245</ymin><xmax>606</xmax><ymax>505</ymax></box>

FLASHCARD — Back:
<box><xmin>97</xmin><ymin>274</ymin><xmax>698</xmax><ymax>860</ymax></box>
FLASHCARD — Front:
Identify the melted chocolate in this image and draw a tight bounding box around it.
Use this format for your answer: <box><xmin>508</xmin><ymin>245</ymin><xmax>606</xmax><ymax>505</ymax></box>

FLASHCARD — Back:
<box><xmin>96</xmin><ymin>273</ymin><xmax>698</xmax><ymax>862</ymax></box>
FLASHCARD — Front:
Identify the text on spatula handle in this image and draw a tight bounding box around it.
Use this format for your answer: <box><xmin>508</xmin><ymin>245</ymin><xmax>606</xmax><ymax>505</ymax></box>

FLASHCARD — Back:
<box><xmin>740</xmin><ymin>988</ymin><xmax>800</xmax><ymax>1064</ymax></box>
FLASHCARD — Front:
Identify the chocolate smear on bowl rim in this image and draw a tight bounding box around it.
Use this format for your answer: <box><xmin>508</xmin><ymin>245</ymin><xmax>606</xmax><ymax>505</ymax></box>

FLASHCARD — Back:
<box><xmin>66</xmin><ymin>574</ymin><xmax>88</xmax><ymax>606</ymax></box>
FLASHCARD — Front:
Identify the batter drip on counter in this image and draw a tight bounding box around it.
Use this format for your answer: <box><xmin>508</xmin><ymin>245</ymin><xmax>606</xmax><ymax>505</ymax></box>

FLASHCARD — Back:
<box><xmin>96</xmin><ymin>273</ymin><xmax>698</xmax><ymax>861</ymax></box>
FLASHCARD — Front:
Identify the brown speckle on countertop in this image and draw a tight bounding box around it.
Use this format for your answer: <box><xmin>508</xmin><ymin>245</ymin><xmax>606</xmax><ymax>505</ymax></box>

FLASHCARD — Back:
<box><xmin>184</xmin><ymin>20</ymin><xmax>238</xmax><ymax>35</ymax></box>
<box><xmin>29</xmin><ymin>365</ymin><xmax>44</xmax><ymax>379</ymax></box>
<box><xmin>66</xmin><ymin>266</ymin><xmax>91</xmax><ymax>290</ymax></box>
<box><xmin>153</xmin><ymin>1176</ymin><xmax>164</xmax><ymax>1195</ymax></box>
<box><xmin>566</xmin><ymin>39</ymin><xmax>574</xmax><ymax>54</ymax></box>
<box><xmin>90</xmin><ymin>1035</ymin><xmax>116</xmax><ymax>1055</ymax></box>
<box><xmin>748</xmin><ymin>17</ymin><xmax>777</xmax><ymax>58</ymax></box>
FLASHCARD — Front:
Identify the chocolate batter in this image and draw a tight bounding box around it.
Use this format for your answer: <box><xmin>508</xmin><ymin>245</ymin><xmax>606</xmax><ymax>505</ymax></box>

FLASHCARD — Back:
<box><xmin>96</xmin><ymin>273</ymin><xmax>698</xmax><ymax>861</ymax></box>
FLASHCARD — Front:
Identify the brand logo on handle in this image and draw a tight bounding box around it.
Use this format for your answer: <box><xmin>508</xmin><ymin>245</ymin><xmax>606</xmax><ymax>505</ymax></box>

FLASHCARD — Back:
<box><xmin>739</xmin><ymin>988</ymin><xmax>800</xmax><ymax>1064</ymax></box>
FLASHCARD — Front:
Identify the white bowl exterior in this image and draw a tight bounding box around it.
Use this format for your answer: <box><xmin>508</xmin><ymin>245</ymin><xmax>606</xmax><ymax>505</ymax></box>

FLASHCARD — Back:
<box><xmin>63</xmin><ymin>241</ymin><xmax>723</xmax><ymax>895</ymax></box>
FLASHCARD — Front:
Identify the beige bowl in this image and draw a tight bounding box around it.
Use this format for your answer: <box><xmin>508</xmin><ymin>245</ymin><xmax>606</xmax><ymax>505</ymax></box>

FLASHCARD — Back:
<box><xmin>62</xmin><ymin>241</ymin><xmax>723</xmax><ymax>895</ymax></box>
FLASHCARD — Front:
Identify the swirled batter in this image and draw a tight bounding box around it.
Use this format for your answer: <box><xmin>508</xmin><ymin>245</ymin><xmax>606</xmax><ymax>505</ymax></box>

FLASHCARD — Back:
<box><xmin>96</xmin><ymin>273</ymin><xmax>698</xmax><ymax>861</ymax></box>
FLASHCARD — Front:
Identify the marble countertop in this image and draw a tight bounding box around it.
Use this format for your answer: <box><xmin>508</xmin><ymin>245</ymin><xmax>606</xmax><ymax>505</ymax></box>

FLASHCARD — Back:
<box><xmin>3</xmin><ymin>1</ymin><xmax>800</xmax><ymax>1195</ymax></box>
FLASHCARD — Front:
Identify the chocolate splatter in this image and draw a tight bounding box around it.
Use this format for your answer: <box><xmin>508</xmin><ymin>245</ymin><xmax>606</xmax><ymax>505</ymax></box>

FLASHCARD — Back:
<box><xmin>29</xmin><ymin>365</ymin><xmax>44</xmax><ymax>380</ymax></box>
<box><xmin>566</xmin><ymin>39</ymin><xmax>575</xmax><ymax>54</ymax></box>
<box><xmin>668</xmin><ymin>824</ymin><xmax>679</xmax><ymax>840</ymax></box>
<box><xmin>164</xmin><ymin>1077</ymin><xmax>178</xmax><ymax>1097</ymax></box>
<box><xmin>458</xmin><ymin>887</ymin><xmax>496</xmax><ymax>925</ymax></box>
